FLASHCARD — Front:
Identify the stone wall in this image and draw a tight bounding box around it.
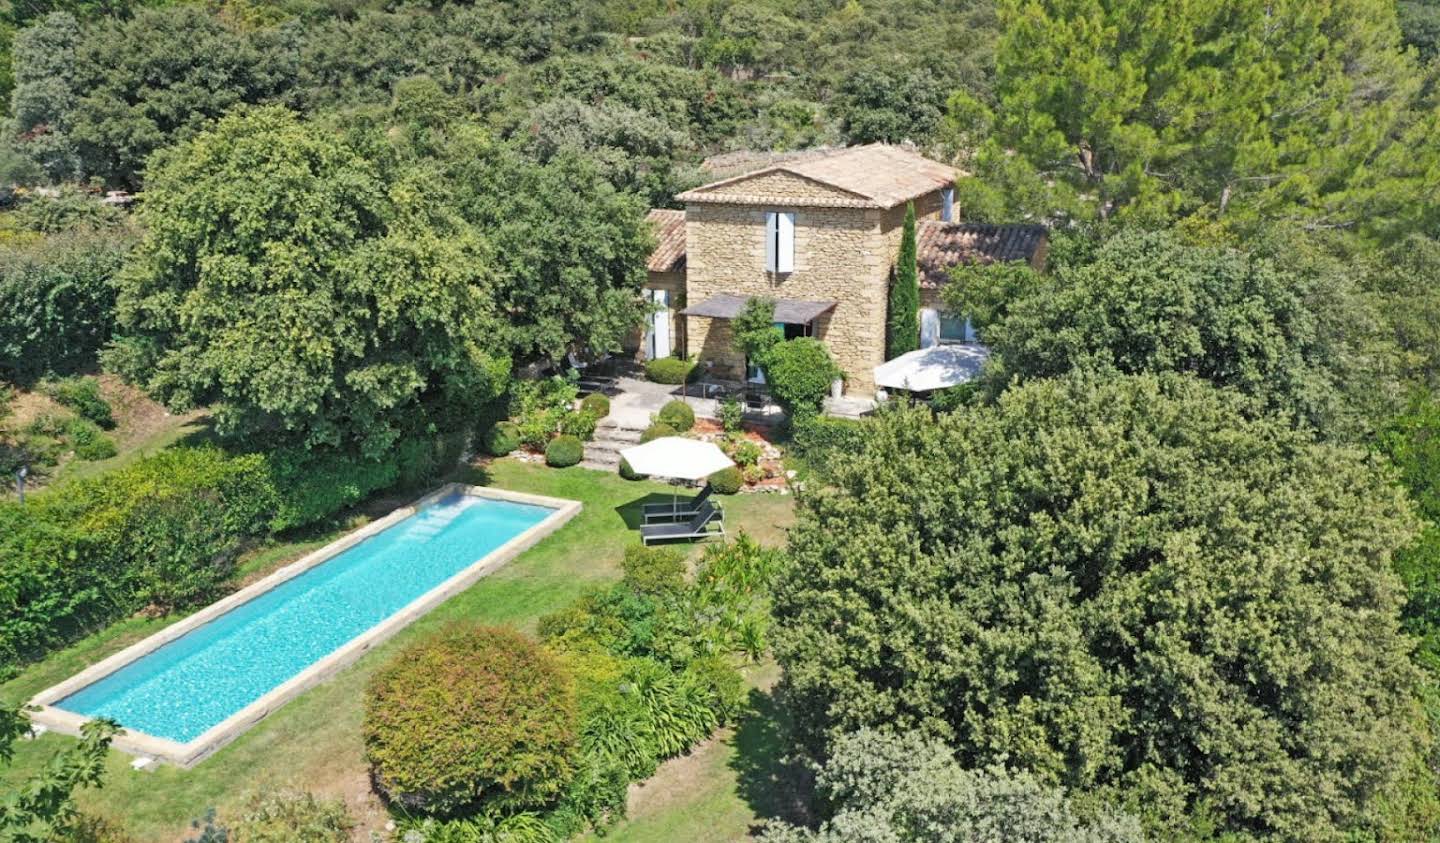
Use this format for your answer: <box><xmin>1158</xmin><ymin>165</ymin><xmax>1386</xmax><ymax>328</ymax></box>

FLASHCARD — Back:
<box><xmin>685</xmin><ymin>202</ymin><xmax>888</xmax><ymax>393</ymax></box>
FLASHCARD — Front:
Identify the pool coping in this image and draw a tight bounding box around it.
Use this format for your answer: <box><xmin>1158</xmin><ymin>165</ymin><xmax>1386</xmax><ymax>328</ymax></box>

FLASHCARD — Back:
<box><xmin>27</xmin><ymin>482</ymin><xmax>582</xmax><ymax>769</ymax></box>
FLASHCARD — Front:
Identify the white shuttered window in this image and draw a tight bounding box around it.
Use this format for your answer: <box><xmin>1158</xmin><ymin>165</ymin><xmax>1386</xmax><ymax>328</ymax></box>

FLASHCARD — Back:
<box><xmin>764</xmin><ymin>211</ymin><xmax>795</xmax><ymax>273</ymax></box>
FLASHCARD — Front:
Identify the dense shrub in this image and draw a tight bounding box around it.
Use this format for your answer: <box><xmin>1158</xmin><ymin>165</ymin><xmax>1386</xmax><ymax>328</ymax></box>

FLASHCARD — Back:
<box><xmin>620</xmin><ymin>544</ymin><xmax>686</xmax><ymax>595</ymax></box>
<box><xmin>639</xmin><ymin>422</ymin><xmax>677</xmax><ymax>443</ymax></box>
<box><xmin>364</xmin><ymin>625</ymin><xmax>579</xmax><ymax>816</ymax></box>
<box><xmin>790</xmin><ymin>415</ymin><xmax>869</xmax><ymax>475</ymax></box>
<box><xmin>719</xmin><ymin>434</ymin><xmax>762</xmax><ymax>468</ymax></box>
<box><xmin>0</xmin><ymin>230</ymin><xmax>133</xmax><ymax>385</ymax></box>
<box><xmin>580</xmin><ymin>393</ymin><xmax>610</xmax><ymax>418</ymax></box>
<box><xmin>483</xmin><ymin>421</ymin><xmax>522</xmax><ymax>457</ymax></box>
<box><xmin>1377</xmin><ymin>390</ymin><xmax>1440</xmax><ymax>672</ymax></box>
<box><xmin>545</xmin><ymin>434</ymin><xmax>584</xmax><ymax>467</ymax></box>
<box><xmin>764</xmin><ymin>338</ymin><xmax>839</xmax><ymax>420</ymax></box>
<box><xmin>708</xmin><ymin>466</ymin><xmax>743</xmax><ymax>494</ymax></box>
<box><xmin>511</xmin><ymin>376</ymin><xmax>580</xmax><ymax>449</ymax></box>
<box><xmin>261</xmin><ymin>446</ymin><xmax>400</xmax><ymax>533</ymax></box>
<box><xmin>559</xmin><ymin>410</ymin><xmax>599</xmax><ymax>441</ymax></box>
<box><xmin>645</xmin><ymin>357</ymin><xmax>695</xmax><ymax>385</ymax></box>
<box><xmin>760</xmin><ymin>729</ymin><xmax>1142</xmax><ymax>842</ymax></box>
<box><xmin>618</xmin><ymin>457</ymin><xmax>643</xmax><ymax>480</ymax></box>
<box><xmin>40</xmin><ymin>376</ymin><xmax>114</xmax><ymax>427</ymax></box>
<box><xmin>655</xmin><ymin>399</ymin><xmax>695</xmax><ymax>432</ymax></box>
<box><xmin>0</xmin><ymin>446</ymin><xmax>279</xmax><ymax>675</ymax></box>
<box><xmin>65</xmin><ymin>418</ymin><xmax>117</xmax><ymax>461</ymax></box>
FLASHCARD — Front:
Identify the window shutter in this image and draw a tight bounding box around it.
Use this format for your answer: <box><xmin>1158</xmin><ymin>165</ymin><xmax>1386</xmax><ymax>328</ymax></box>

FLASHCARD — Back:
<box><xmin>777</xmin><ymin>212</ymin><xmax>795</xmax><ymax>273</ymax></box>
<box><xmin>764</xmin><ymin>212</ymin><xmax>778</xmax><ymax>272</ymax></box>
<box><xmin>920</xmin><ymin>308</ymin><xmax>941</xmax><ymax>348</ymax></box>
<box><xmin>941</xmin><ymin>188</ymin><xmax>955</xmax><ymax>222</ymax></box>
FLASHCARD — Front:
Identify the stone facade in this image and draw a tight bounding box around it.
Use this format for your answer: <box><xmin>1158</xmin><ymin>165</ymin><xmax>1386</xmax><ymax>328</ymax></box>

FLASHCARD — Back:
<box><xmin>684</xmin><ymin>193</ymin><xmax>946</xmax><ymax>395</ymax></box>
<box><xmin>645</xmin><ymin>145</ymin><xmax>978</xmax><ymax>398</ymax></box>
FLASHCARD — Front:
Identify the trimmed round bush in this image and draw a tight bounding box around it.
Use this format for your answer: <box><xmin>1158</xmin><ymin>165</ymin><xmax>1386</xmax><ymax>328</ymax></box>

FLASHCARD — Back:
<box><xmin>482</xmin><ymin>421</ymin><xmax>521</xmax><ymax>456</ymax></box>
<box><xmin>640</xmin><ymin>422</ymin><xmax>678</xmax><ymax>443</ymax></box>
<box><xmin>645</xmin><ymin>357</ymin><xmax>695</xmax><ymax>385</ymax></box>
<box><xmin>619</xmin><ymin>456</ymin><xmax>644</xmax><ymax>480</ymax></box>
<box><xmin>580</xmin><ymin>393</ymin><xmax>610</xmax><ymax>418</ymax></box>
<box><xmin>709</xmin><ymin>466</ymin><xmax>744</xmax><ymax>495</ymax></box>
<box><xmin>363</xmin><ymin>625</ymin><xmax>579</xmax><ymax>816</ymax></box>
<box><xmin>546</xmin><ymin>434</ymin><xmax>584</xmax><ymax>467</ymax></box>
<box><xmin>656</xmin><ymin>400</ymin><xmax>695</xmax><ymax>432</ymax></box>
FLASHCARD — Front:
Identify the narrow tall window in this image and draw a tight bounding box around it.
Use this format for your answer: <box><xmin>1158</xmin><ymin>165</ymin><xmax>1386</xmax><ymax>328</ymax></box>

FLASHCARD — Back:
<box><xmin>941</xmin><ymin>187</ymin><xmax>955</xmax><ymax>222</ymax></box>
<box><xmin>765</xmin><ymin>211</ymin><xmax>795</xmax><ymax>273</ymax></box>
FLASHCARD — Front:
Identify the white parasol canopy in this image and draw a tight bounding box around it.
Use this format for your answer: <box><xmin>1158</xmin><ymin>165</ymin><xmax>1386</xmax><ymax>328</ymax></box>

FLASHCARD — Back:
<box><xmin>874</xmin><ymin>344</ymin><xmax>990</xmax><ymax>393</ymax></box>
<box><xmin>620</xmin><ymin>437</ymin><xmax>734</xmax><ymax>481</ymax></box>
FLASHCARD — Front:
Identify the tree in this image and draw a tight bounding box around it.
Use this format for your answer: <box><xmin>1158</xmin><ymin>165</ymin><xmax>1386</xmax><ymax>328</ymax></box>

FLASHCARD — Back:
<box><xmin>1376</xmin><ymin>391</ymin><xmax>1440</xmax><ymax>672</ymax></box>
<box><xmin>834</xmin><ymin>66</ymin><xmax>946</xmax><ymax>145</ymax></box>
<box><xmin>1367</xmin><ymin>234</ymin><xmax>1440</xmax><ymax>391</ymax></box>
<box><xmin>976</xmin><ymin>0</ymin><xmax>1440</xmax><ymax>242</ymax></box>
<box><xmin>0</xmin><ymin>227</ymin><xmax>134</xmax><ymax>385</ymax></box>
<box><xmin>112</xmin><ymin>106</ymin><xmax>507</xmax><ymax>456</ymax></box>
<box><xmin>886</xmin><ymin>202</ymin><xmax>919</xmax><ymax>357</ymax></box>
<box><xmin>8</xmin><ymin>12</ymin><xmax>81</xmax><ymax>182</ymax></box>
<box><xmin>760</xmin><ymin>729</ymin><xmax>1142</xmax><ymax>843</ymax></box>
<box><xmin>773</xmin><ymin>374</ymin><xmax>1422</xmax><ymax>839</ymax></box>
<box><xmin>1</xmin><ymin>703</ymin><xmax>120</xmax><ymax>842</ymax></box>
<box><xmin>951</xmin><ymin>227</ymin><xmax>1385</xmax><ymax>438</ymax></box>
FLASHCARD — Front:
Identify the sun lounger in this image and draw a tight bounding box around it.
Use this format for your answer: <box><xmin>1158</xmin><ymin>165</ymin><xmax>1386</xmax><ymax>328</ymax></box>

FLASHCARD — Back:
<box><xmin>641</xmin><ymin>502</ymin><xmax>724</xmax><ymax>545</ymax></box>
<box><xmin>641</xmin><ymin>484</ymin><xmax>716</xmax><ymax>524</ymax></box>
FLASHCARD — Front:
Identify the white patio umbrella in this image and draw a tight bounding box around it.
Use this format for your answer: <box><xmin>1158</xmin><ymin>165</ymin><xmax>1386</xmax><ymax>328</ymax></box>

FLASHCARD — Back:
<box><xmin>620</xmin><ymin>436</ymin><xmax>734</xmax><ymax>509</ymax></box>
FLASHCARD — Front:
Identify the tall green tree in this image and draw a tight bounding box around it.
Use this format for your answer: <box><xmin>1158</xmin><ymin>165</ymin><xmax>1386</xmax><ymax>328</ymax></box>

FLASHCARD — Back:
<box><xmin>886</xmin><ymin>202</ymin><xmax>919</xmax><ymax>358</ymax></box>
<box><xmin>1377</xmin><ymin>391</ymin><xmax>1440</xmax><ymax>672</ymax></box>
<box><xmin>949</xmin><ymin>228</ymin><xmax>1394</xmax><ymax>439</ymax></box>
<box><xmin>969</xmin><ymin>0</ymin><xmax>1440</xmax><ymax>242</ymax></box>
<box><xmin>773</xmin><ymin>374</ymin><xmax>1422</xmax><ymax>839</ymax></box>
<box><xmin>112</xmin><ymin>106</ymin><xmax>507</xmax><ymax>456</ymax></box>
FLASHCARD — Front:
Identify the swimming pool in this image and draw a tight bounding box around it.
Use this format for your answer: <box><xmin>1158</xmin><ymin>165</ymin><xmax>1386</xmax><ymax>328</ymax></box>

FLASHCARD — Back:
<box><xmin>29</xmin><ymin>484</ymin><xmax>581</xmax><ymax>766</ymax></box>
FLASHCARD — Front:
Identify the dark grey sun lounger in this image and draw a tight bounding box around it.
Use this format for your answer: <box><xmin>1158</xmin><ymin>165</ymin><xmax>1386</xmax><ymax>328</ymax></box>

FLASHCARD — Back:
<box><xmin>641</xmin><ymin>501</ymin><xmax>725</xmax><ymax>545</ymax></box>
<box><xmin>641</xmin><ymin>484</ymin><xmax>717</xmax><ymax>524</ymax></box>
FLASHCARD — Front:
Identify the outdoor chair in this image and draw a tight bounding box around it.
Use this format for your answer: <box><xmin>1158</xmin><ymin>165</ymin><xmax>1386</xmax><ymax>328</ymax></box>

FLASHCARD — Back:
<box><xmin>640</xmin><ymin>501</ymin><xmax>725</xmax><ymax>545</ymax></box>
<box><xmin>641</xmin><ymin>484</ymin><xmax>717</xmax><ymax>524</ymax></box>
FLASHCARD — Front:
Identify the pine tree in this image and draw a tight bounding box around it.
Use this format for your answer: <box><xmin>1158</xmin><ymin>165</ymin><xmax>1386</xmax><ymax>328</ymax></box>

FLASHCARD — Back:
<box><xmin>887</xmin><ymin>202</ymin><xmax>920</xmax><ymax>357</ymax></box>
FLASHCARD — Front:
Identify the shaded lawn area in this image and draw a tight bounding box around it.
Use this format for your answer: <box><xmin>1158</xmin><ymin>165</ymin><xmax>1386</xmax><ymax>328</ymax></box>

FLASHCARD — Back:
<box><xmin>0</xmin><ymin>459</ymin><xmax>796</xmax><ymax>841</ymax></box>
<box><xmin>597</xmin><ymin>662</ymin><xmax>813</xmax><ymax>843</ymax></box>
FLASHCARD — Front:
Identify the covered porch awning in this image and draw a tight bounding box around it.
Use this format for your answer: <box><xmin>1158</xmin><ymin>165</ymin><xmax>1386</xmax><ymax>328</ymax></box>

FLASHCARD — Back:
<box><xmin>874</xmin><ymin>344</ymin><xmax>991</xmax><ymax>392</ymax></box>
<box><xmin>680</xmin><ymin>293</ymin><xmax>837</xmax><ymax>325</ymax></box>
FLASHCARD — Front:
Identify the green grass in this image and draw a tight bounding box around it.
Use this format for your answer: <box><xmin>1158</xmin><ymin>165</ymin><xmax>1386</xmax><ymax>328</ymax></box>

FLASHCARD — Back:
<box><xmin>0</xmin><ymin>460</ymin><xmax>796</xmax><ymax>840</ymax></box>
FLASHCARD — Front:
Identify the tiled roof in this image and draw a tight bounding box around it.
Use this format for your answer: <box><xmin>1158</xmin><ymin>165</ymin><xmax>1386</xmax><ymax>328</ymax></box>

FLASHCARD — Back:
<box><xmin>645</xmin><ymin>208</ymin><xmax>686</xmax><ymax>273</ymax></box>
<box><xmin>699</xmin><ymin>148</ymin><xmax>841</xmax><ymax>180</ymax></box>
<box><xmin>678</xmin><ymin>144</ymin><xmax>958</xmax><ymax>209</ymax></box>
<box><xmin>916</xmin><ymin>221</ymin><xmax>1048</xmax><ymax>288</ymax></box>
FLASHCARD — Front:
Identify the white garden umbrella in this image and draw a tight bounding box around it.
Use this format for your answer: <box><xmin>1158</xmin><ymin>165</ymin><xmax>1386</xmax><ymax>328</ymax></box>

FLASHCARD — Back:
<box><xmin>620</xmin><ymin>437</ymin><xmax>734</xmax><ymax>508</ymax></box>
<box><xmin>874</xmin><ymin>344</ymin><xmax>991</xmax><ymax>393</ymax></box>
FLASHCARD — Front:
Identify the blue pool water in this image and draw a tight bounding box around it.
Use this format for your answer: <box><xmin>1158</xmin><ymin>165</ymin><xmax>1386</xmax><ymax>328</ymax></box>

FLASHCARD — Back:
<box><xmin>58</xmin><ymin>492</ymin><xmax>552</xmax><ymax>743</ymax></box>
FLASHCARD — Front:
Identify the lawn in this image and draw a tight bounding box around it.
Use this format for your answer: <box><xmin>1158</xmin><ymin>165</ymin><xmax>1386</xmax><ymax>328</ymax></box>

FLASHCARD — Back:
<box><xmin>0</xmin><ymin>459</ymin><xmax>797</xmax><ymax>841</ymax></box>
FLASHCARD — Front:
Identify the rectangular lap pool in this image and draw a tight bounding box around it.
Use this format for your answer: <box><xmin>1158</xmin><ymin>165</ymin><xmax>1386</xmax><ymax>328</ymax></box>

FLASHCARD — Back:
<box><xmin>29</xmin><ymin>484</ymin><xmax>581</xmax><ymax>767</ymax></box>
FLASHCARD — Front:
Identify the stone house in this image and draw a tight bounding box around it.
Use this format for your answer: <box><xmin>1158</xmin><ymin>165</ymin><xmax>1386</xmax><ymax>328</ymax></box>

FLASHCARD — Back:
<box><xmin>640</xmin><ymin>144</ymin><xmax>1047</xmax><ymax>397</ymax></box>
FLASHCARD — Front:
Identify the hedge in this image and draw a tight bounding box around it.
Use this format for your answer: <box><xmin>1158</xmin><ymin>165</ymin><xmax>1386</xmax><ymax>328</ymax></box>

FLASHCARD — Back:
<box><xmin>364</xmin><ymin>625</ymin><xmax>579</xmax><ymax>816</ymax></box>
<box><xmin>546</xmin><ymin>434</ymin><xmax>585</xmax><ymax>467</ymax></box>
<box><xmin>619</xmin><ymin>457</ymin><xmax>643</xmax><ymax>480</ymax></box>
<box><xmin>0</xmin><ymin>447</ymin><xmax>277</xmax><ymax>676</ymax></box>
<box><xmin>645</xmin><ymin>357</ymin><xmax>695</xmax><ymax>385</ymax></box>
<box><xmin>656</xmin><ymin>400</ymin><xmax>695</xmax><ymax>432</ymax></box>
<box><xmin>0</xmin><ymin>434</ymin><xmax>465</xmax><ymax>678</ymax></box>
<box><xmin>791</xmin><ymin>415</ymin><xmax>870</xmax><ymax>470</ymax></box>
